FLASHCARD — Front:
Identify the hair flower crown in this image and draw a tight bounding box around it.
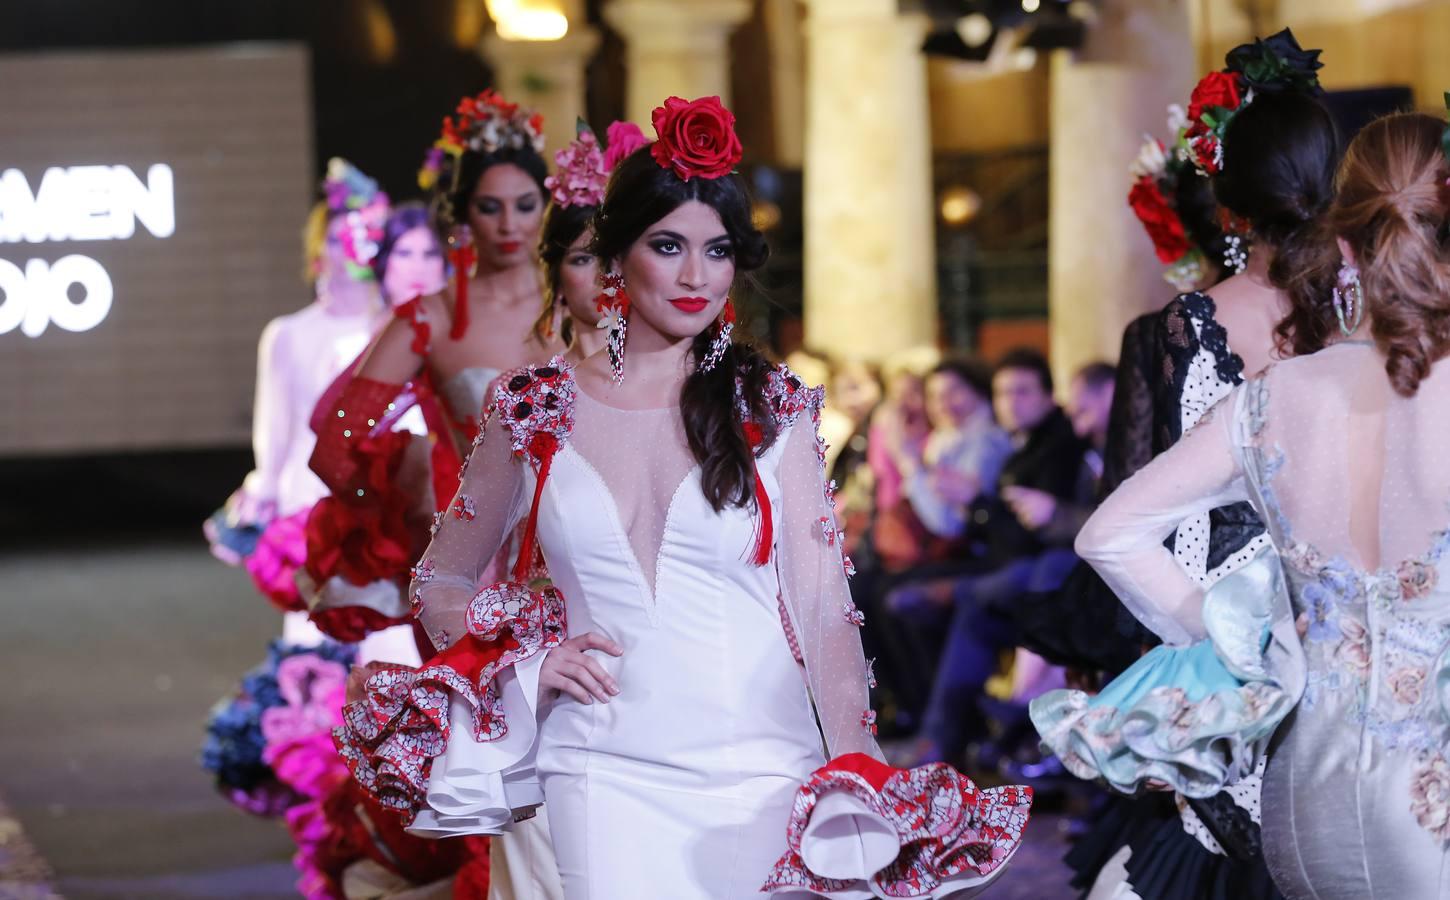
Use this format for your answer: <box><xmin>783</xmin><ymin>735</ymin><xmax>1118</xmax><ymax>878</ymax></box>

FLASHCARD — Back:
<box><xmin>418</xmin><ymin>89</ymin><xmax>546</xmax><ymax>192</ymax></box>
<box><xmin>648</xmin><ymin>96</ymin><xmax>743</xmax><ymax>181</ymax></box>
<box><xmin>1183</xmin><ymin>28</ymin><xmax>1323</xmax><ymax>176</ymax></box>
<box><xmin>323</xmin><ymin>157</ymin><xmax>389</xmax><ymax>279</ymax></box>
<box><xmin>546</xmin><ymin>119</ymin><xmax>648</xmax><ymax>208</ymax></box>
<box><xmin>1128</xmin><ymin>107</ymin><xmax>1225</xmax><ymax>291</ymax></box>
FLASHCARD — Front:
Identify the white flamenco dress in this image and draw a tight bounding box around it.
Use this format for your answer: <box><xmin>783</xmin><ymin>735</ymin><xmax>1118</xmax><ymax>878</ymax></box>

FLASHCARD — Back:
<box><xmin>338</xmin><ymin>360</ymin><xmax>1032</xmax><ymax>900</ymax></box>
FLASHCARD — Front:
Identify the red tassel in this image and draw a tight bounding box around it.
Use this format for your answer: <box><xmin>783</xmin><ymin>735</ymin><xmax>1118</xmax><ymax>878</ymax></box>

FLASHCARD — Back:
<box><xmin>742</xmin><ymin>422</ymin><xmax>772</xmax><ymax>567</ymax></box>
<box><xmin>511</xmin><ymin>432</ymin><xmax>559</xmax><ymax>583</ymax></box>
<box><xmin>449</xmin><ymin>243</ymin><xmax>476</xmax><ymax>340</ymax></box>
<box><xmin>750</xmin><ymin>466</ymin><xmax>773</xmax><ymax>566</ymax></box>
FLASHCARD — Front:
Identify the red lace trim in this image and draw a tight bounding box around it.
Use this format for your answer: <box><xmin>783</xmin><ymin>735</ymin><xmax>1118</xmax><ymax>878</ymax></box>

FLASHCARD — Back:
<box><xmin>334</xmin><ymin>583</ymin><xmax>566</xmax><ymax>821</ymax></box>
<box><xmin>762</xmin><ymin>753</ymin><xmax>1033</xmax><ymax>896</ymax></box>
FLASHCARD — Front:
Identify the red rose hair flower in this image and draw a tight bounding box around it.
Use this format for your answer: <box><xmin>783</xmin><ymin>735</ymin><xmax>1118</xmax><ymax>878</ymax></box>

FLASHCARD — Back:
<box><xmin>1187</xmin><ymin>71</ymin><xmax>1244</xmax><ymax>125</ymax></box>
<box><xmin>1127</xmin><ymin>175</ymin><xmax>1191</xmax><ymax>264</ymax></box>
<box><xmin>649</xmin><ymin>96</ymin><xmax>743</xmax><ymax>181</ymax></box>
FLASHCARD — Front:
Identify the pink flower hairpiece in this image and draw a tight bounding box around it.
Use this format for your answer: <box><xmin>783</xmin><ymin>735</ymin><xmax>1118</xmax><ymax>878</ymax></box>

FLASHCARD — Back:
<box><xmin>546</xmin><ymin>120</ymin><xmax>652</xmax><ymax>209</ymax></box>
<box><xmin>547</xmin><ymin>128</ymin><xmax>607</xmax><ymax>208</ymax></box>
<box><xmin>603</xmin><ymin>120</ymin><xmax>649</xmax><ymax>172</ymax></box>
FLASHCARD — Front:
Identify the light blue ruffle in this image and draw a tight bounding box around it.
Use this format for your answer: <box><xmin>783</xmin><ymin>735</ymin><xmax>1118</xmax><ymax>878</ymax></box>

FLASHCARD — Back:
<box><xmin>1030</xmin><ymin>543</ymin><xmax>1304</xmax><ymax>798</ymax></box>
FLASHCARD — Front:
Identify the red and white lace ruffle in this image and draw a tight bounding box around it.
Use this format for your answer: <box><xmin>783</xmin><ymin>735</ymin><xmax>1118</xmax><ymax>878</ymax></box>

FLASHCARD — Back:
<box><xmin>334</xmin><ymin>581</ymin><xmax>566</xmax><ymax>820</ymax></box>
<box><xmin>762</xmin><ymin>753</ymin><xmax>1032</xmax><ymax>899</ymax></box>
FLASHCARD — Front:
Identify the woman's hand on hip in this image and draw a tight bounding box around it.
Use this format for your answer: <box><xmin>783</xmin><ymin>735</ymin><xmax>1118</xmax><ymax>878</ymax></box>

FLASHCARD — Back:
<box><xmin>539</xmin><ymin>632</ymin><xmax>624</xmax><ymax>705</ymax></box>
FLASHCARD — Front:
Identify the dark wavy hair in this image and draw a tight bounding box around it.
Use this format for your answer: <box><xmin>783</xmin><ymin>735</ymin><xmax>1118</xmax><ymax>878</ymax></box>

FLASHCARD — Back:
<box><xmin>1172</xmin><ymin>171</ymin><xmax>1232</xmax><ymax>285</ymax></box>
<box><xmin>1210</xmin><ymin>90</ymin><xmax>1342</xmax><ymax>356</ymax></box>
<box><xmin>445</xmin><ymin>145</ymin><xmax>549</xmax><ymax>228</ymax></box>
<box><xmin>371</xmin><ymin>202</ymin><xmax>440</xmax><ymax>301</ymax></box>
<box><xmin>591</xmin><ymin>146</ymin><xmax>773</xmax><ymax>512</ymax></box>
<box><xmin>534</xmin><ymin>201</ymin><xmax>598</xmax><ymax>345</ymax></box>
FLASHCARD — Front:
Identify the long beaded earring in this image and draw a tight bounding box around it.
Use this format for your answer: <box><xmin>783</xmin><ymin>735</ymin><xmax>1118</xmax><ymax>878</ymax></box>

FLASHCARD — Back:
<box><xmin>595</xmin><ymin>271</ymin><xmax>630</xmax><ymax>384</ymax></box>
<box><xmin>699</xmin><ymin>299</ymin><xmax>736</xmax><ymax>373</ymax></box>
<box><xmin>1223</xmin><ymin>234</ymin><xmax>1248</xmax><ymax>275</ymax></box>
<box><xmin>1333</xmin><ymin>260</ymin><xmax>1364</xmax><ymax>336</ymax></box>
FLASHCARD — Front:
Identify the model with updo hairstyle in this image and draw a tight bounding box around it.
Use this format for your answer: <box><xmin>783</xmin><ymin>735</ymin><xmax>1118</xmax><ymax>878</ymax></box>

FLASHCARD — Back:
<box><xmin>307</xmin><ymin>96</ymin><xmax>569</xmax><ymax>899</ymax></box>
<box><xmin>371</xmin><ymin>202</ymin><xmax>447</xmax><ymax>307</ymax></box>
<box><xmin>1309</xmin><ymin>111</ymin><xmax>1450</xmax><ymax>395</ymax></box>
<box><xmin>534</xmin><ymin>201</ymin><xmax>597</xmax><ymax>346</ymax></box>
<box><xmin>1201</xmin><ymin>90</ymin><xmax>1342</xmax><ymax>360</ymax></box>
<box><xmin>337</xmin><ymin>96</ymin><xmax>1033</xmax><ymax>899</ymax></box>
<box><xmin>1171</xmin><ymin>167</ymin><xmax>1233</xmax><ymax>287</ymax></box>
<box><xmin>1054</xmin><ymin>108</ymin><xmax>1450</xmax><ymax>899</ymax></box>
<box><xmin>316</xmin><ymin>91</ymin><xmax>563</xmax><ymax>477</ymax></box>
<box><xmin>1045</xmin><ymin>32</ymin><xmax>1334</xmax><ymax>900</ymax></box>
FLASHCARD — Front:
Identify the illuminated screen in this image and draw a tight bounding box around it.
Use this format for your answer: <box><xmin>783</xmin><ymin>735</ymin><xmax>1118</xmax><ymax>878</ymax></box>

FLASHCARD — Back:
<box><xmin>0</xmin><ymin>44</ymin><xmax>313</xmax><ymax>455</ymax></box>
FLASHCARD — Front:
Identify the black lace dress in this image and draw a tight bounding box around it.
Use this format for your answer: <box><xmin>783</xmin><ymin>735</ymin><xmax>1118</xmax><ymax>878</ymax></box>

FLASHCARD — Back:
<box><xmin>1045</xmin><ymin>294</ymin><xmax>1284</xmax><ymax>900</ymax></box>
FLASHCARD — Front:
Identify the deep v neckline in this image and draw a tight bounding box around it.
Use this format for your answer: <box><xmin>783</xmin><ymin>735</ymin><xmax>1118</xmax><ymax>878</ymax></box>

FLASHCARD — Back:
<box><xmin>560</xmin><ymin>442</ymin><xmax>702</xmax><ymax>625</ymax></box>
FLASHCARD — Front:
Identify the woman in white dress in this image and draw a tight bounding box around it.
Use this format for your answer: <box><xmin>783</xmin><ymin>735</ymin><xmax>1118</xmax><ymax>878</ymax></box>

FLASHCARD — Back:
<box><xmin>206</xmin><ymin>158</ymin><xmax>388</xmax><ymax>644</ymax></box>
<box><xmin>337</xmin><ymin>96</ymin><xmax>1033</xmax><ymax>900</ymax></box>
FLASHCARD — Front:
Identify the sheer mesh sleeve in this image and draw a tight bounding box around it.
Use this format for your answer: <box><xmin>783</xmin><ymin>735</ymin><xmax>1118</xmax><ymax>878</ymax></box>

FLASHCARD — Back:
<box><xmin>1076</xmin><ymin>390</ymin><xmax>1251</xmax><ymax>647</ymax></box>
<box><xmin>410</xmin><ymin>411</ymin><xmax>529</xmax><ymax>653</ymax></box>
<box><xmin>774</xmin><ymin>411</ymin><xmax>886</xmax><ymax>763</ymax></box>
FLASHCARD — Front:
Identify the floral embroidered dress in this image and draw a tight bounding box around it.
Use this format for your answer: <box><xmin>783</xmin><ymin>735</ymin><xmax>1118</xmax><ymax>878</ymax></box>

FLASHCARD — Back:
<box><xmin>1040</xmin><ymin>342</ymin><xmax>1450</xmax><ymax>898</ymax></box>
<box><xmin>336</xmin><ymin>359</ymin><xmax>1033</xmax><ymax>900</ymax></box>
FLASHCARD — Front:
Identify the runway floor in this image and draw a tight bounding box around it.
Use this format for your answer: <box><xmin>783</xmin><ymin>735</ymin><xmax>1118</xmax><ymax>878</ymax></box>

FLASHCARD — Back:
<box><xmin>0</xmin><ymin>528</ymin><xmax>1078</xmax><ymax>899</ymax></box>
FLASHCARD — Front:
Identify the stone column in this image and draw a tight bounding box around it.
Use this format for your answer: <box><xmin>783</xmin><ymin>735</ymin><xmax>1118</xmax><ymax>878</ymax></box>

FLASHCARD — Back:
<box><xmin>762</xmin><ymin>0</ymin><xmax>806</xmax><ymax>167</ymax></box>
<box><xmin>602</xmin><ymin>0</ymin><xmax>754</xmax><ymax>128</ymax></box>
<box><xmin>1048</xmin><ymin>0</ymin><xmax>1196</xmax><ymax>388</ymax></box>
<box><xmin>800</xmin><ymin>0</ymin><xmax>937</xmax><ymax>363</ymax></box>
<box><xmin>480</xmin><ymin>2</ymin><xmax>601</xmax><ymax>154</ymax></box>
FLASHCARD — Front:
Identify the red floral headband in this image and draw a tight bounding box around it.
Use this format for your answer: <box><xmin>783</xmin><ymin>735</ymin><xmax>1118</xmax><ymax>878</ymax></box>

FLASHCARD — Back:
<box><xmin>649</xmin><ymin>96</ymin><xmax>743</xmax><ymax>181</ymax></box>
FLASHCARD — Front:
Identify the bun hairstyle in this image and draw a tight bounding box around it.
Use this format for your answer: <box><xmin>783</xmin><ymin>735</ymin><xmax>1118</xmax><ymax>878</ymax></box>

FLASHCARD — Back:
<box><xmin>1171</xmin><ymin>170</ymin><xmax>1233</xmax><ymax>285</ymax></box>
<box><xmin>590</xmin><ymin>145</ymin><xmax>774</xmax><ymax>512</ymax></box>
<box><xmin>1207</xmin><ymin>91</ymin><xmax>1343</xmax><ymax>357</ymax></box>
<box><xmin>1322</xmin><ymin>113</ymin><xmax>1450</xmax><ymax>396</ymax></box>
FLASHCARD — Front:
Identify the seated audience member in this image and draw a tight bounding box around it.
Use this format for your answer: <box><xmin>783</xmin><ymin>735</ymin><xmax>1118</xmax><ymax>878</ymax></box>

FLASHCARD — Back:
<box><xmin>888</xmin><ymin>358</ymin><xmax>1011</xmax><ymax>550</ymax></box>
<box><xmin>865</xmin><ymin>347</ymin><xmax>938</xmax><ymax>571</ymax></box>
<box><xmin>1001</xmin><ymin>361</ymin><xmax>1115</xmax><ymax>549</ymax></box>
<box><xmin>889</xmin><ymin>350</ymin><xmax>1098</xmax><ymax>765</ymax></box>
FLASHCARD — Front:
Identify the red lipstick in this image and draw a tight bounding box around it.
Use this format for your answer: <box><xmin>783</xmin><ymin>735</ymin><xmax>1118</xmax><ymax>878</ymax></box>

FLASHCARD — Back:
<box><xmin>498</xmin><ymin>240</ymin><xmax>522</xmax><ymax>254</ymax></box>
<box><xmin>669</xmin><ymin>297</ymin><xmax>710</xmax><ymax>313</ymax></box>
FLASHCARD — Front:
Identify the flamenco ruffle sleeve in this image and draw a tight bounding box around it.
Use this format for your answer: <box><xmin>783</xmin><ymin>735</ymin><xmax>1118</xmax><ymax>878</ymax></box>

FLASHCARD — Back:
<box><xmin>761</xmin><ymin>367</ymin><xmax>1033</xmax><ymax>898</ymax></box>
<box><xmin>1029</xmin><ymin>381</ymin><xmax>1306</xmax><ymax>799</ymax></box>
<box><xmin>333</xmin><ymin>360</ymin><xmax>571</xmax><ymax>834</ymax></box>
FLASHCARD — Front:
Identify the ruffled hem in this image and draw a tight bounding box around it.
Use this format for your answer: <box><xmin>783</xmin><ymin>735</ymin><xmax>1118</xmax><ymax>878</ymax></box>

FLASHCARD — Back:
<box><xmin>1123</xmin><ymin>809</ymin><xmax>1283</xmax><ymax>900</ymax></box>
<box><xmin>1029</xmin><ymin>544</ymin><xmax>1303</xmax><ymax>798</ymax></box>
<box><xmin>247</xmin><ymin>508</ymin><xmax>312</xmax><ymax>612</ymax></box>
<box><xmin>1029</xmin><ymin>649</ymin><xmax>1291</xmax><ymax>798</ymax></box>
<box><xmin>335</xmin><ymin>581</ymin><xmax>565</xmax><ymax>824</ymax></box>
<box><xmin>297</xmin><ymin>570</ymin><xmax>413</xmax><ymax>644</ymax></box>
<box><xmin>761</xmin><ymin>753</ymin><xmax>1032</xmax><ymax>899</ymax></box>
<box><xmin>203</xmin><ymin>505</ymin><xmax>263</xmax><ymax>566</ymax></box>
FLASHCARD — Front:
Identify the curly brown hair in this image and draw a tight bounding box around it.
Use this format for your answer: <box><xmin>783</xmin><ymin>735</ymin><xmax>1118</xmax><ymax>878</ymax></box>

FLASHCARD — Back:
<box><xmin>1314</xmin><ymin>113</ymin><xmax>1450</xmax><ymax>397</ymax></box>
